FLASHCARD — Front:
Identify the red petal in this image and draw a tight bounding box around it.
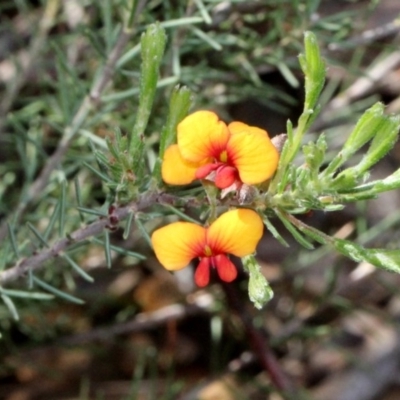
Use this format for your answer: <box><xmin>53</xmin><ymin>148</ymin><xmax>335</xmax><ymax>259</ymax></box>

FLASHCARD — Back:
<box><xmin>214</xmin><ymin>166</ymin><xmax>237</xmax><ymax>189</ymax></box>
<box><xmin>214</xmin><ymin>254</ymin><xmax>237</xmax><ymax>282</ymax></box>
<box><xmin>195</xmin><ymin>258</ymin><xmax>211</xmax><ymax>287</ymax></box>
<box><xmin>195</xmin><ymin>163</ymin><xmax>218</xmax><ymax>179</ymax></box>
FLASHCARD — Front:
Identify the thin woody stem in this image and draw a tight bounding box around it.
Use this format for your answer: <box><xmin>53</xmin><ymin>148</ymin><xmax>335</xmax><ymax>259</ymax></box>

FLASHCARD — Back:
<box><xmin>222</xmin><ymin>283</ymin><xmax>296</xmax><ymax>395</ymax></box>
<box><xmin>0</xmin><ymin>191</ymin><xmax>161</xmax><ymax>286</ymax></box>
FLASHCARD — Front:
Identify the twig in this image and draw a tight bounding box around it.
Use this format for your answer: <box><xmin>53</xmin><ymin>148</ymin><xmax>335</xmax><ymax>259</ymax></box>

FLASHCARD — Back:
<box><xmin>0</xmin><ymin>25</ymin><xmax>134</xmax><ymax>242</ymax></box>
<box><xmin>0</xmin><ymin>191</ymin><xmax>160</xmax><ymax>286</ymax></box>
<box><xmin>58</xmin><ymin>302</ymin><xmax>207</xmax><ymax>346</ymax></box>
<box><xmin>222</xmin><ymin>283</ymin><xmax>296</xmax><ymax>395</ymax></box>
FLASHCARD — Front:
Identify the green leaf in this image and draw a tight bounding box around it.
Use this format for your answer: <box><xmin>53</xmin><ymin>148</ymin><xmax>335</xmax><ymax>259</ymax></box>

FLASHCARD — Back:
<box><xmin>332</xmin><ymin>109</ymin><xmax>400</xmax><ymax>189</ymax></box>
<box><xmin>333</xmin><ymin>239</ymin><xmax>400</xmax><ymax>274</ymax></box>
<box><xmin>353</xmin><ymin>113</ymin><xmax>400</xmax><ymax>175</ymax></box>
<box><xmin>270</xmin><ymin>32</ymin><xmax>325</xmax><ymax>195</ymax></box>
<box><xmin>152</xmin><ymin>85</ymin><xmax>193</xmax><ymax>181</ymax></box>
<box><xmin>129</xmin><ymin>23</ymin><xmax>167</xmax><ymax>179</ymax></box>
<box><xmin>62</xmin><ymin>253</ymin><xmax>94</xmax><ymax>283</ymax></box>
<box><xmin>302</xmin><ymin>133</ymin><xmax>327</xmax><ymax>175</ymax></box>
<box><xmin>1</xmin><ymin>294</ymin><xmax>19</xmax><ymax>321</ymax></box>
<box><xmin>32</xmin><ymin>276</ymin><xmax>85</xmax><ymax>305</ymax></box>
<box><xmin>300</xmin><ymin>31</ymin><xmax>325</xmax><ymax>113</ymax></box>
<box><xmin>0</xmin><ymin>288</ymin><xmax>54</xmax><ymax>300</ymax></box>
<box><xmin>288</xmin><ymin>213</ymin><xmax>400</xmax><ymax>275</ymax></box>
<box><xmin>275</xmin><ymin>210</ymin><xmax>314</xmax><ymax>249</ymax></box>
<box><xmin>371</xmin><ymin>167</ymin><xmax>400</xmax><ymax>193</ymax></box>
<box><xmin>262</xmin><ymin>216</ymin><xmax>289</xmax><ymax>247</ymax></box>
<box><xmin>324</xmin><ymin>103</ymin><xmax>398</xmax><ymax>178</ymax></box>
<box><xmin>242</xmin><ymin>254</ymin><xmax>273</xmax><ymax>309</ymax></box>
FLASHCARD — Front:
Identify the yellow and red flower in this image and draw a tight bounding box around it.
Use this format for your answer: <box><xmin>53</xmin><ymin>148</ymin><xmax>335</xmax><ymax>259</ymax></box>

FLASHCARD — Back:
<box><xmin>162</xmin><ymin>111</ymin><xmax>279</xmax><ymax>189</ymax></box>
<box><xmin>151</xmin><ymin>209</ymin><xmax>263</xmax><ymax>287</ymax></box>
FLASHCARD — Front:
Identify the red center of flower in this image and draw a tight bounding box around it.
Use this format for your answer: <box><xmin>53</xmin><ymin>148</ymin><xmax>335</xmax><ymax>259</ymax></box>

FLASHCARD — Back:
<box><xmin>195</xmin><ymin>162</ymin><xmax>239</xmax><ymax>189</ymax></box>
<box><xmin>194</xmin><ymin>246</ymin><xmax>238</xmax><ymax>287</ymax></box>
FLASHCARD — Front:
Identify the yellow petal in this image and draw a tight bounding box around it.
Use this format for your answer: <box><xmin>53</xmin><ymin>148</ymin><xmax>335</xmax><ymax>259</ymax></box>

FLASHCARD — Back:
<box><xmin>162</xmin><ymin>145</ymin><xmax>199</xmax><ymax>185</ymax></box>
<box><xmin>228</xmin><ymin>121</ymin><xmax>267</xmax><ymax>137</ymax></box>
<box><xmin>207</xmin><ymin>209</ymin><xmax>263</xmax><ymax>257</ymax></box>
<box><xmin>151</xmin><ymin>222</ymin><xmax>206</xmax><ymax>271</ymax></box>
<box><xmin>227</xmin><ymin>130</ymin><xmax>279</xmax><ymax>184</ymax></box>
<box><xmin>177</xmin><ymin>111</ymin><xmax>230</xmax><ymax>162</ymax></box>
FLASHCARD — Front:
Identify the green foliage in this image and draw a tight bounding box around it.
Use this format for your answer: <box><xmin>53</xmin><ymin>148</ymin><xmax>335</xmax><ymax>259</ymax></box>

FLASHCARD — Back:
<box><xmin>130</xmin><ymin>23</ymin><xmax>167</xmax><ymax>180</ymax></box>
<box><xmin>152</xmin><ymin>86</ymin><xmax>193</xmax><ymax>182</ymax></box>
<box><xmin>0</xmin><ymin>0</ymin><xmax>399</xmax><ymax>326</ymax></box>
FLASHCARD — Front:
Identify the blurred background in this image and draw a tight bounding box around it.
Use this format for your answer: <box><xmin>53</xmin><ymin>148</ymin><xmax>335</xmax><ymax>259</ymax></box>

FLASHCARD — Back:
<box><xmin>1</xmin><ymin>0</ymin><xmax>400</xmax><ymax>399</ymax></box>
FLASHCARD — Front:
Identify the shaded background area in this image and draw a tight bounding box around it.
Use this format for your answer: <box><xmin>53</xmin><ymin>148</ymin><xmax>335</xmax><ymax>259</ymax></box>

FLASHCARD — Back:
<box><xmin>1</xmin><ymin>0</ymin><xmax>400</xmax><ymax>399</ymax></box>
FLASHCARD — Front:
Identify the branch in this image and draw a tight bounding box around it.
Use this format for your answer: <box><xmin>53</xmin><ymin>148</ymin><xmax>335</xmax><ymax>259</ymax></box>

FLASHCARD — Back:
<box><xmin>59</xmin><ymin>302</ymin><xmax>207</xmax><ymax>346</ymax></box>
<box><xmin>222</xmin><ymin>283</ymin><xmax>296</xmax><ymax>395</ymax></box>
<box><xmin>0</xmin><ymin>191</ymin><xmax>162</xmax><ymax>286</ymax></box>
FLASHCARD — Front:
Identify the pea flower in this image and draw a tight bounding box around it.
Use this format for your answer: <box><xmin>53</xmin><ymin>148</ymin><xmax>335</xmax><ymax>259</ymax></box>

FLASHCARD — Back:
<box><xmin>151</xmin><ymin>209</ymin><xmax>263</xmax><ymax>287</ymax></box>
<box><xmin>162</xmin><ymin>111</ymin><xmax>279</xmax><ymax>189</ymax></box>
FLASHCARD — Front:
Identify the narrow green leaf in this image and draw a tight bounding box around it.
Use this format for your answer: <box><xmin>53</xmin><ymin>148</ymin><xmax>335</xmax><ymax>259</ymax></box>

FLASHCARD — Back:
<box><xmin>116</xmin><ymin>43</ymin><xmax>140</xmax><ymax>69</ymax></box>
<box><xmin>162</xmin><ymin>204</ymin><xmax>200</xmax><ymax>224</ymax></box>
<box><xmin>82</xmin><ymin>26</ymin><xmax>107</xmax><ymax>58</ymax></box>
<box><xmin>372</xmin><ymin>167</ymin><xmax>400</xmax><ymax>193</ymax></box>
<box><xmin>55</xmin><ymin>57</ymin><xmax>73</xmax><ymax>122</ymax></box>
<box><xmin>27</xmin><ymin>222</ymin><xmax>49</xmax><ymax>248</ymax></box>
<box><xmin>193</xmin><ymin>0</ymin><xmax>212</xmax><ymax>24</ymax></box>
<box><xmin>74</xmin><ymin>177</ymin><xmax>84</xmax><ymax>222</ymax></box>
<box><xmin>270</xmin><ymin>33</ymin><xmax>325</xmax><ymax>195</ymax></box>
<box><xmin>159</xmin><ymin>17</ymin><xmax>203</xmax><ymax>28</ymax></box>
<box><xmin>32</xmin><ymin>276</ymin><xmax>85</xmax><ymax>304</ymax></box>
<box><xmin>190</xmin><ymin>26</ymin><xmax>222</xmax><ymax>50</ymax></box>
<box><xmin>277</xmin><ymin>62</ymin><xmax>299</xmax><ymax>88</ymax></box>
<box><xmin>275</xmin><ymin>210</ymin><xmax>314</xmax><ymax>249</ymax></box>
<box><xmin>100</xmin><ymin>0</ymin><xmax>113</xmax><ymax>51</ymax></box>
<box><xmin>104</xmin><ymin>230</ymin><xmax>112</xmax><ymax>268</ymax></box>
<box><xmin>323</xmin><ymin>103</ymin><xmax>389</xmax><ymax>177</ymax></box>
<box><xmin>285</xmin><ymin>213</ymin><xmax>400</xmax><ymax>276</ymax></box>
<box><xmin>129</xmin><ymin>23</ymin><xmax>167</xmax><ymax>179</ymax></box>
<box><xmin>354</xmin><ymin>114</ymin><xmax>400</xmax><ymax>175</ymax></box>
<box><xmin>76</xmin><ymin>207</ymin><xmax>108</xmax><ymax>217</ymax></box>
<box><xmin>83</xmin><ymin>161</ymin><xmax>113</xmax><ymax>183</ymax></box>
<box><xmin>159</xmin><ymin>85</ymin><xmax>192</xmax><ymax>153</ymax></box>
<box><xmin>62</xmin><ymin>253</ymin><xmax>94</xmax><ymax>283</ymax></box>
<box><xmin>0</xmin><ymin>288</ymin><xmax>54</xmax><ymax>300</ymax></box>
<box><xmin>7</xmin><ymin>223</ymin><xmax>19</xmax><ymax>258</ymax></box>
<box><xmin>50</xmin><ymin>42</ymin><xmax>86</xmax><ymax>125</ymax></box>
<box><xmin>44</xmin><ymin>202</ymin><xmax>60</xmax><ymax>241</ymax></box>
<box><xmin>123</xmin><ymin>211</ymin><xmax>135</xmax><ymax>240</ymax></box>
<box><xmin>262</xmin><ymin>216</ymin><xmax>289</xmax><ymax>247</ymax></box>
<box><xmin>59</xmin><ymin>180</ymin><xmax>67</xmax><ymax>237</ymax></box>
<box><xmin>152</xmin><ymin>85</ymin><xmax>193</xmax><ymax>181</ymax></box>
<box><xmin>301</xmin><ymin>31</ymin><xmax>325</xmax><ymax>112</ymax></box>
<box><xmin>303</xmin><ymin>133</ymin><xmax>327</xmax><ymax>174</ymax></box>
<box><xmin>333</xmin><ymin>239</ymin><xmax>400</xmax><ymax>275</ymax></box>
<box><xmin>91</xmin><ymin>237</ymin><xmax>146</xmax><ymax>259</ymax></box>
<box><xmin>135</xmin><ymin>217</ymin><xmax>152</xmax><ymax>248</ymax></box>
<box><xmin>1</xmin><ymin>294</ymin><xmax>19</xmax><ymax>321</ymax></box>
